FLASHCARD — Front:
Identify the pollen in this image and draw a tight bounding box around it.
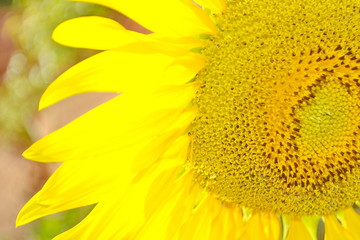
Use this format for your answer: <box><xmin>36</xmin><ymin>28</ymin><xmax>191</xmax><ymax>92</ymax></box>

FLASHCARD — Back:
<box><xmin>189</xmin><ymin>0</ymin><xmax>360</xmax><ymax>216</ymax></box>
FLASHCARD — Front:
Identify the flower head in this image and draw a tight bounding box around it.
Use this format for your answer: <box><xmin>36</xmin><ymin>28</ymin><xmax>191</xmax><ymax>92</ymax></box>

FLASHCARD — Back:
<box><xmin>18</xmin><ymin>0</ymin><xmax>360</xmax><ymax>239</ymax></box>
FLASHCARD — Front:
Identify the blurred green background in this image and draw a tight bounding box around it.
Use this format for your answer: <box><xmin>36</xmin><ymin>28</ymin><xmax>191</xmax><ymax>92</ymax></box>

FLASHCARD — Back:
<box><xmin>0</xmin><ymin>0</ymin><xmax>108</xmax><ymax>239</ymax></box>
<box><xmin>0</xmin><ymin>0</ymin><xmax>107</xmax><ymax>144</ymax></box>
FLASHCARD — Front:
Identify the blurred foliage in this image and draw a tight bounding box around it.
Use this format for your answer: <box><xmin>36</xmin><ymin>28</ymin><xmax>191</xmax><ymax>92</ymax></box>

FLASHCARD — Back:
<box><xmin>0</xmin><ymin>0</ymin><xmax>12</xmax><ymax>6</ymax></box>
<box><xmin>0</xmin><ymin>0</ymin><xmax>106</xmax><ymax>144</ymax></box>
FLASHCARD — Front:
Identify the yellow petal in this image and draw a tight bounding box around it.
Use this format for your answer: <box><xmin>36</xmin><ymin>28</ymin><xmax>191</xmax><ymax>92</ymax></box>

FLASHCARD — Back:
<box><xmin>144</xmin><ymin>168</ymin><xmax>187</xmax><ymax>218</ymax></box>
<box><xmin>53</xmin><ymin>149</ymin><xmax>185</xmax><ymax>239</ymax></box>
<box><xmin>160</xmin><ymin>134</ymin><xmax>191</xmax><ymax>160</ymax></box>
<box><xmin>132</xmin><ymin>109</ymin><xmax>196</xmax><ymax>172</ymax></box>
<box><xmin>338</xmin><ymin>207</ymin><xmax>360</xmax><ymax>240</ymax></box>
<box><xmin>17</xmin><ymin>154</ymin><xmax>132</xmax><ymax>226</ymax></box>
<box><xmin>165</xmin><ymin>177</ymin><xmax>206</xmax><ymax>239</ymax></box>
<box><xmin>178</xmin><ymin>195</ymin><xmax>218</xmax><ymax>240</ymax></box>
<box><xmin>162</xmin><ymin>53</ymin><xmax>205</xmax><ymax>90</ymax></box>
<box><xmin>210</xmin><ymin>204</ymin><xmax>244</xmax><ymax>240</ymax></box>
<box><xmin>52</xmin><ymin>16</ymin><xmax>151</xmax><ymax>50</ymax></box>
<box><xmin>263</xmin><ymin>213</ymin><xmax>281</xmax><ymax>240</ymax></box>
<box><xmin>24</xmin><ymin>85</ymin><xmax>197</xmax><ymax>163</ymax></box>
<box><xmin>134</xmin><ymin>196</ymin><xmax>180</xmax><ymax>240</ymax></box>
<box><xmin>72</xmin><ymin>0</ymin><xmax>217</xmax><ymax>37</ymax></box>
<box><xmin>287</xmin><ymin>217</ymin><xmax>314</xmax><ymax>240</ymax></box>
<box><xmin>152</xmin><ymin>35</ymin><xmax>203</xmax><ymax>50</ymax></box>
<box><xmin>302</xmin><ymin>215</ymin><xmax>321</xmax><ymax>240</ymax></box>
<box><xmin>53</xmin><ymin>190</ymin><xmax>145</xmax><ymax>239</ymax></box>
<box><xmin>134</xmin><ymin>167</ymin><xmax>190</xmax><ymax>239</ymax></box>
<box><xmin>324</xmin><ymin>215</ymin><xmax>354</xmax><ymax>240</ymax></box>
<box><xmin>240</xmin><ymin>212</ymin><xmax>271</xmax><ymax>239</ymax></box>
<box><xmin>137</xmin><ymin>171</ymin><xmax>210</xmax><ymax>240</ymax></box>
<box><xmin>40</xmin><ymin>45</ymin><xmax>203</xmax><ymax>109</ymax></box>
<box><xmin>194</xmin><ymin>0</ymin><xmax>225</xmax><ymax>12</ymax></box>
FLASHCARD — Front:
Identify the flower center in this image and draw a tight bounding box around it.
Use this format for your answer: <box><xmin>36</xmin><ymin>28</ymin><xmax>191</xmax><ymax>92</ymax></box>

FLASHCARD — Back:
<box><xmin>189</xmin><ymin>0</ymin><xmax>360</xmax><ymax>216</ymax></box>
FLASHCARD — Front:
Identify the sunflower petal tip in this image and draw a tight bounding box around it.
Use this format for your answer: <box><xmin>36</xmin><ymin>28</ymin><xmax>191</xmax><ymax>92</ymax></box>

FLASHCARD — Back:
<box><xmin>51</xmin><ymin>26</ymin><xmax>59</xmax><ymax>41</ymax></box>
<box><xmin>15</xmin><ymin>214</ymin><xmax>25</xmax><ymax>227</ymax></box>
<box><xmin>38</xmin><ymin>90</ymin><xmax>56</xmax><ymax>110</ymax></box>
<box><xmin>22</xmin><ymin>146</ymin><xmax>37</xmax><ymax>161</ymax></box>
<box><xmin>52</xmin><ymin>22</ymin><xmax>69</xmax><ymax>47</ymax></box>
<box><xmin>38</xmin><ymin>97</ymin><xmax>49</xmax><ymax>111</ymax></box>
<box><xmin>52</xmin><ymin>20</ymin><xmax>75</xmax><ymax>46</ymax></box>
<box><xmin>16</xmin><ymin>206</ymin><xmax>33</xmax><ymax>227</ymax></box>
<box><xmin>16</xmin><ymin>212</ymin><xmax>39</xmax><ymax>228</ymax></box>
<box><xmin>22</xmin><ymin>145</ymin><xmax>50</xmax><ymax>163</ymax></box>
<box><xmin>22</xmin><ymin>149</ymin><xmax>30</xmax><ymax>159</ymax></box>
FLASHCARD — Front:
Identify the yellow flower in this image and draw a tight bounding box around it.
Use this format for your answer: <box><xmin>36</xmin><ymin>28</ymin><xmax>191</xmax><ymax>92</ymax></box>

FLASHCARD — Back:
<box><xmin>17</xmin><ymin>0</ymin><xmax>360</xmax><ymax>239</ymax></box>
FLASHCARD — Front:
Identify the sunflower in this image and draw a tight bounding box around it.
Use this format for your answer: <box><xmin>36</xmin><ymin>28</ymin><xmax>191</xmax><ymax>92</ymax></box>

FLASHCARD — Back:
<box><xmin>17</xmin><ymin>0</ymin><xmax>360</xmax><ymax>239</ymax></box>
